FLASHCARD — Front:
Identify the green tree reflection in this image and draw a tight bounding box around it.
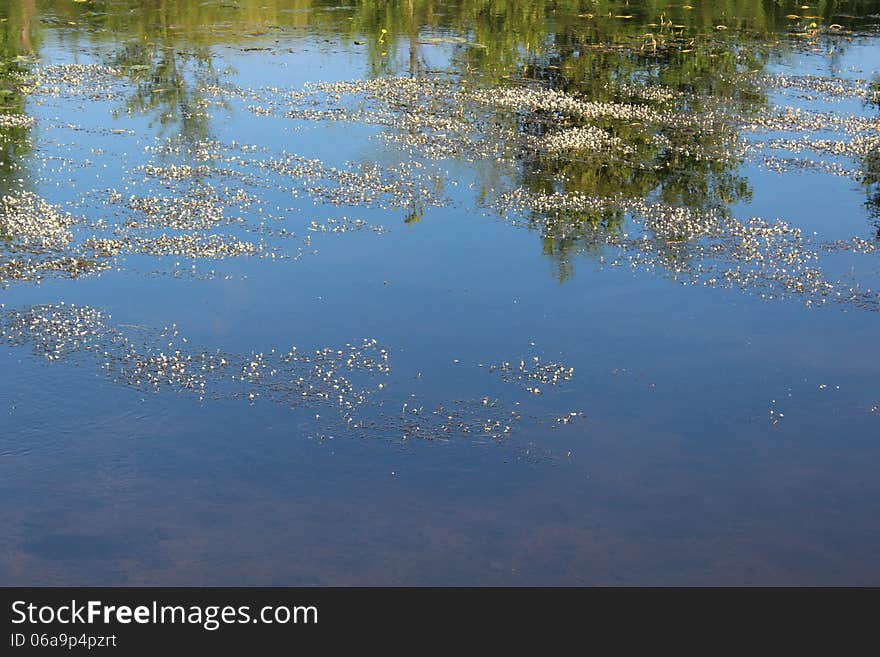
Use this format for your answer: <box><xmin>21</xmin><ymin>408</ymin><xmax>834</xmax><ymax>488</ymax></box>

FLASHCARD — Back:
<box><xmin>4</xmin><ymin>0</ymin><xmax>879</xmax><ymax>274</ymax></box>
<box><xmin>864</xmin><ymin>76</ymin><xmax>880</xmax><ymax>235</ymax></box>
<box><xmin>0</xmin><ymin>0</ymin><xmax>37</xmax><ymax>194</ymax></box>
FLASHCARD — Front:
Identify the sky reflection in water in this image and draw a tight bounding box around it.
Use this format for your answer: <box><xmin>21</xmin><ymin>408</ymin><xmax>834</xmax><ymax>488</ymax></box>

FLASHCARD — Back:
<box><xmin>0</xmin><ymin>0</ymin><xmax>879</xmax><ymax>584</ymax></box>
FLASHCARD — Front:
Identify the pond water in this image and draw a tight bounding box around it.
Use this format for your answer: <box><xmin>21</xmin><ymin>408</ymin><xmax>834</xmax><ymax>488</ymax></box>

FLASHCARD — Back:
<box><xmin>1</xmin><ymin>0</ymin><xmax>879</xmax><ymax>585</ymax></box>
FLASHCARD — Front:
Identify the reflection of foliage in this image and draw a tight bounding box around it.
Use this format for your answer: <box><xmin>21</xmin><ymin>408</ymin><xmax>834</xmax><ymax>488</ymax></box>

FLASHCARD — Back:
<box><xmin>109</xmin><ymin>42</ymin><xmax>220</xmax><ymax>144</ymax></box>
<box><xmin>445</xmin><ymin>0</ymin><xmax>879</xmax><ymax>278</ymax></box>
<box><xmin>341</xmin><ymin>0</ymin><xmax>880</xmax><ymax>83</ymax></box>
<box><xmin>0</xmin><ymin>0</ymin><xmax>37</xmax><ymax>194</ymax></box>
<box><xmin>536</xmin><ymin>208</ymin><xmax>624</xmax><ymax>282</ymax></box>
<box><xmin>67</xmin><ymin>1</ymin><xmax>234</xmax><ymax>144</ymax></box>
<box><xmin>863</xmin><ymin>142</ymin><xmax>880</xmax><ymax>234</ymax></box>
<box><xmin>404</xmin><ymin>204</ymin><xmax>424</xmax><ymax>224</ymax></box>
<box><xmin>863</xmin><ymin>76</ymin><xmax>880</xmax><ymax>233</ymax></box>
<box><xmin>491</xmin><ymin>5</ymin><xmax>771</xmax><ymax>279</ymax></box>
<box><xmin>39</xmin><ymin>0</ymin><xmax>880</xmax><ymax>268</ymax></box>
<box><xmin>2</xmin><ymin>0</ymin><xmax>879</xmax><ymax>262</ymax></box>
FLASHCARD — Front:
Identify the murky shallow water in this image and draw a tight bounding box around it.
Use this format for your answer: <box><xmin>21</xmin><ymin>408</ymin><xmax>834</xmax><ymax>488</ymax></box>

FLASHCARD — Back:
<box><xmin>1</xmin><ymin>0</ymin><xmax>879</xmax><ymax>585</ymax></box>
